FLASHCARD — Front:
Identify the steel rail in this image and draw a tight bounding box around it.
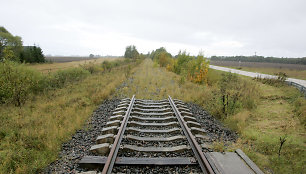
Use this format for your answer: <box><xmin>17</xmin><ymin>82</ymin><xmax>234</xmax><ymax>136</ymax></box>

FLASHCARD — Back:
<box><xmin>101</xmin><ymin>95</ymin><xmax>135</xmax><ymax>174</ymax></box>
<box><xmin>168</xmin><ymin>96</ymin><xmax>215</xmax><ymax>174</ymax></box>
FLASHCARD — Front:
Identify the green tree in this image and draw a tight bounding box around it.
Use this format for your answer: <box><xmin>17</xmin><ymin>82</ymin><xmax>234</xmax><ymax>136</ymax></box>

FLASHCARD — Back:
<box><xmin>2</xmin><ymin>47</ymin><xmax>19</xmax><ymax>61</ymax></box>
<box><xmin>174</xmin><ymin>51</ymin><xmax>192</xmax><ymax>74</ymax></box>
<box><xmin>124</xmin><ymin>45</ymin><xmax>139</xmax><ymax>59</ymax></box>
<box><xmin>20</xmin><ymin>46</ymin><xmax>45</xmax><ymax>63</ymax></box>
<box><xmin>0</xmin><ymin>26</ymin><xmax>23</xmax><ymax>61</ymax></box>
<box><xmin>150</xmin><ymin>47</ymin><xmax>172</xmax><ymax>60</ymax></box>
<box><xmin>150</xmin><ymin>47</ymin><xmax>172</xmax><ymax>67</ymax></box>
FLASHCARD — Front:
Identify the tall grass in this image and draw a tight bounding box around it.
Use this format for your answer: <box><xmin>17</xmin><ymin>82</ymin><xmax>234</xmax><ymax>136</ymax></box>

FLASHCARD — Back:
<box><xmin>28</xmin><ymin>57</ymin><xmax>123</xmax><ymax>73</ymax></box>
<box><xmin>46</xmin><ymin>68</ymin><xmax>90</xmax><ymax>89</ymax></box>
<box><xmin>223</xmin><ymin>78</ymin><xmax>306</xmax><ymax>174</ymax></box>
<box><xmin>0</xmin><ymin>58</ymin><xmax>142</xmax><ymax>173</ymax></box>
<box><xmin>216</xmin><ymin>72</ymin><xmax>259</xmax><ymax>118</ymax></box>
<box><xmin>0</xmin><ymin>59</ymin><xmax>136</xmax><ymax>106</ymax></box>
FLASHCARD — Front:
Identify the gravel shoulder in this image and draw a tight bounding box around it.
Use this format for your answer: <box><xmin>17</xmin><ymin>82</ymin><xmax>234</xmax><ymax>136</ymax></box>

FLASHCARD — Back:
<box><xmin>186</xmin><ymin>102</ymin><xmax>237</xmax><ymax>143</ymax></box>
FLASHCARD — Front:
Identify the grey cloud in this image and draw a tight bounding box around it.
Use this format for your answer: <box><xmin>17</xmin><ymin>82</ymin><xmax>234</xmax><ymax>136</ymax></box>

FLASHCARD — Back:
<box><xmin>1</xmin><ymin>0</ymin><xmax>305</xmax><ymax>57</ymax></box>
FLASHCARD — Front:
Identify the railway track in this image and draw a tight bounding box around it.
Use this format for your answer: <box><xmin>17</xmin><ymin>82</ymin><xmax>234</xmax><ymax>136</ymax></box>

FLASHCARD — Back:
<box><xmin>79</xmin><ymin>96</ymin><xmax>263</xmax><ymax>174</ymax></box>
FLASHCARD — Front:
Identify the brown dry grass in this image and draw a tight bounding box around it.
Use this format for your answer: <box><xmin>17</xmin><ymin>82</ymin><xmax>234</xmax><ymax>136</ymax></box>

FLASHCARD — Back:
<box><xmin>115</xmin><ymin>59</ymin><xmax>213</xmax><ymax>103</ymax></box>
<box><xmin>28</xmin><ymin>57</ymin><xmax>122</xmax><ymax>73</ymax></box>
<box><xmin>0</xmin><ymin>61</ymin><xmax>139</xmax><ymax>173</ymax></box>
<box><xmin>46</xmin><ymin>56</ymin><xmax>99</xmax><ymax>62</ymax></box>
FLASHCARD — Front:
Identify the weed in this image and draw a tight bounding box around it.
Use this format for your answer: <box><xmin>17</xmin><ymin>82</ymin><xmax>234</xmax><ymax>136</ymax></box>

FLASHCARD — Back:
<box><xmin>212</xmin><ymin>140</ymin><xmax>226</xmax><ymax>152</ymax></box>
<box><xmin>124</xmin><ymin>65</ymin><xmax>132</xmax><ymax>78</ymax></box>
<box><xmin>278</xmin><ymin>136</ymin><xmax>287</xmax><ymax>157</ymax></box>
<box><xmin>101</xmin><ymin>60</ymin><xmax>112</xmax><ymax>72</ymax></box>
<box><xmin>79</xmin><ymin>60</ymin><xmax>100</xmax><ymax>74</ymax></box>
<box><xmin>218</xmin><ymin>72</ymin><xmax>259</xmax><ymax>119</ymax></box>
<box><xmin>178</xmin><ymin>76</ymin><xmax>185</xmax><ymax>86</ymax></box>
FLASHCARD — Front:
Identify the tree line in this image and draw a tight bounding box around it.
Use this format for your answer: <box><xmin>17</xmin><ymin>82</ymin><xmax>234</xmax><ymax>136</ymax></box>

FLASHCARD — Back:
<box><xmin>211</xmin><ymin>55</ymin><xmax>306</xmax><ymax>65</ymax></box>
<box><xmin>0</xmin><ymin>26</ymin><xmax>45</xmax><ymax>63</ymax></box>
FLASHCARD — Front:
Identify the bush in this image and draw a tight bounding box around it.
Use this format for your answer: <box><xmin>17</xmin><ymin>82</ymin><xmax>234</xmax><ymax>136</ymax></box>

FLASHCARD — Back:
<box><xmin>46</xmin><ymin>68</ymin><xmax>90</xmax><ymax>89</ymax></box>
<box><xmin>157</xmin><ymin>52</ymin><xmax>172</xmax><ymax>67</ymax></box>
<box><xmin>0</xmin><ymin>61</ymin><xmax>43</xmax><ymax>106</ymax></box>
<box><xmin>218</xmin><ymin>72</ymin><xmax>259</xmax><ymax>118</ymax></box>
<box><xmin>101</xmin><ymin>59</ymin><xmax>134</xmax><ymax>73</ymax></box>
<box><xmin>207</xmin><ymin>68</ymin><xmax>222</xmax><ymax>86</ymax></box>
<box><xmin>254</xmin><ymin>72</ymin><xmax>287</xmax><ymax>87</ymax></box>
<box><xmin>79</xmin><ymin>61</ymin><xmax>101</xmax><ymax>74</ymax></box>
<box><xmin>152</xmin><ymin>49</ymin><xmax>210</xmax><ymax>85</ymax></box>
<box><xmin>101</xmin><ymin>61</ymin><xmax>113</xmax><ymax>72</ymax></box>
<box><xmin>0</xmin><ymin>58</ymin><xmax>138</xmax><ymax>107</ymax></box>
<box><xmin>0</xmin><ymin>61</ymin><xmax>92</xmax><ymax>106</ymax></box>
<box><xmin>187</xmin><ymin>54</ymin><xmax>209</xmax><ymax>84</ymax></box>
<box><xmin>173</xmin><ymin>51</ymin><xmax>192</xmax><ymax>74</ymax></box>
<box><xmin>171</xmin><ymin>52</ymin><xmax>209</xmax><ymax>84</ymax></box>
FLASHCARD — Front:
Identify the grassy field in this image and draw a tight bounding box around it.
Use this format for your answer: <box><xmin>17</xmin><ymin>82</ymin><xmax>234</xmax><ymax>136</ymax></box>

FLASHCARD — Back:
<box><xmin>116</xmin><ymin>59</ymin><xmax>305</xmax><ymax>174</ymax></box>
<box><xmin>28</xmin><ymin>57</ymin><xmax>122</xmax><ymax>73</ymax></box>
<box><xmin>210</xmin><ymin>60</ymin><xmax>306</xmax><ymax>80</ymax></box>
<box><xmin>0</xmin><ymin>59</ymin><xmax>139</xmax><ymax>173</ymax></box>
<box><xmin>45</xmin><ymin>56</ymin><xmax>99</xmax><ymax>63</ymax></box>
<box><xmin>224</xmin><ymin>78</ymin><xmax>306</xmax><ymax>173</ymax></box>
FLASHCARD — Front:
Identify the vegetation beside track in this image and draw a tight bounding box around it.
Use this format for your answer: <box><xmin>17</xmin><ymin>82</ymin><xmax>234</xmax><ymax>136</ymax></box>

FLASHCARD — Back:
<box><xmin>117</xmin><ymin>59</ymin><xmax>305</xmax><ymax>174</ymax></box>
<box><xmin>226</xmin><ymin>83</ymin><xmax>306</xmax><ymax>173</ymax></box>
<box><xmin>0</xmin><ymin>58</ymin><xmax>142</xmax><ymax>173</ymax></box>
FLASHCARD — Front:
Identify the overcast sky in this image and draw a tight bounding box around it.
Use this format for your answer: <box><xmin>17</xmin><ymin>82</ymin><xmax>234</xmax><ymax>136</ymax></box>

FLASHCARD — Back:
<box><xmin>1</xmin><ymin>0</ymin><xmax>306</xmax><ymax>57</ymax></box>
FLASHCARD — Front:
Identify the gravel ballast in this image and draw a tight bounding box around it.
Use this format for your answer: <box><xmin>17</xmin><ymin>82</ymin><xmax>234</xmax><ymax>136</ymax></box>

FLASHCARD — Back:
<box><xmin>43</xmin><ymin>99</ymin><xmax>237</xmax><ymax>174</ymax></box>
<box><xmin>186</xmin><ymin>102</ymin><xmax>237</xmax><ymax>143</ymax></box>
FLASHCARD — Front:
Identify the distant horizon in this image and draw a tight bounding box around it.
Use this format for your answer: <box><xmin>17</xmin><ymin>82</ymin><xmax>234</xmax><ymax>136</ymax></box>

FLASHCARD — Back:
<box><xmin>44</xmin><ymin>54</ymin><xmax>305</xmax><ymax>59</ymax></box>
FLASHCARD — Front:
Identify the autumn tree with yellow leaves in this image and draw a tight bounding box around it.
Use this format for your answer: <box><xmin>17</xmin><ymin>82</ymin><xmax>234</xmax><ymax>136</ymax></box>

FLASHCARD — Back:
<box><xmin>151</xmin><ymin>48</ymin><xmax>210</xmax><ymax>85</ymax></box>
